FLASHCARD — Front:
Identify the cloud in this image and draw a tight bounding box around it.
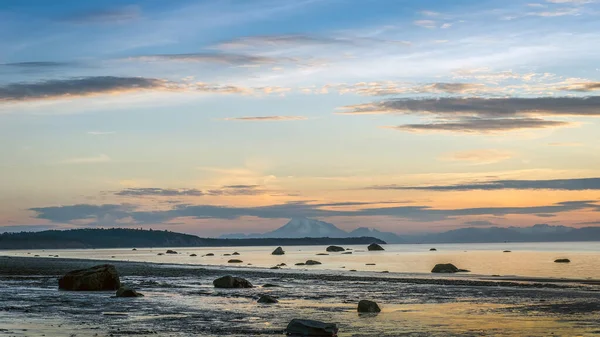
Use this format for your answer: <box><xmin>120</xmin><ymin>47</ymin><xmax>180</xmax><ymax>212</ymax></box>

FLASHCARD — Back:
<box><xmin>384</xmin><ymin>117</ymin><xmax>569</xmax><ymax>133</ymax></box>
<box><xmin>368</xmin><ymin>177</ymin><xmax>600</xmax><ymax>191</ymax></box>
<box><xmin>223</xmin><ymin>116</ymin><xmax>307</xmax><ymax>121</ymax></box>
<box><xmin>414</xmin><ymin>20</ymin><xmax>437</xmax><ymax>29</ymax></box>
<box><xmin>331</xmin><ymin>82</ymin><xmax>489</xmax><ymax>96</ymax></box>
<box><xmin>60</xmin><ymin>6</ymin><xmax>140</xmax><ymax>24</ymax></box>
<box><xmin>576</xmin><ymin>221</ymin><xmax>600</xmax><ymax>225</ymax></box>
<box><xmin>214</xmin><ymin>34</ymin><xmax>410</xmax><ymax>49</ymax></box>
<box><xmin>464</xmin><ymin>220</ymin><xmax>497</xmax><ymax>227</ymax></box>
<box><xmin>1</xmin><ymin>62</ymin><xmax>70</xmax><ymax>68</ymax></box>
<box><xmin>61</xmin><ymin>154</ymin><xmax>111</xmax><ymax>164</ymax></box>
<box><xmin>87</xmin><ymin>131</ymin><xmax>115</xmax><ymax>135</ymax></box>
<box><xmin>127</xmin><ymin>53</ymin><xmax>297</xmax><ymax>65</ymax></box>
<box><xmin>547</xmin><ymin>142</ymin><xmax>583</xmax><ymax>146</ymax></box>
<box><xmin>116</xmin><ymin>188</ymin><xmax>204</xmax><ymax>197</ymax></box>
<box><xmin>29</xmin><ymin>200</ymin><xmax>600</xmax><ymax>224</ymax></box>
<box><xmin>560</xmin><ymin>82</ymin><xmax>600</xmax><ymax>92</ymax></box>
<box><xmin>440</xmin><ymin>149</ymin><xmax>514</xmax><ymax>164</ymax></box>
<box><xmin>206</xmin><ymin>185</ymin><xmax>264</xmax><ymax>196</ymax></box>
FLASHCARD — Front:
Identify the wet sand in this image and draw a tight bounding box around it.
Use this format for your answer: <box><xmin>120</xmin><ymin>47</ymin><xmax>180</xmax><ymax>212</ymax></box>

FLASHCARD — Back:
<box><xmin>1</xmin><ymin>256</ymin><xmax>600</xmax><ymax>336</ymax></box>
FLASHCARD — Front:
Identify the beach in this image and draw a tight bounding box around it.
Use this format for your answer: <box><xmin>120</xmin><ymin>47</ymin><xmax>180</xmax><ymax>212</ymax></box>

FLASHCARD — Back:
<box><xmin>1</xmin><ymin>254</ymin><xmax>600</xmax><ymax>337</ymax></box>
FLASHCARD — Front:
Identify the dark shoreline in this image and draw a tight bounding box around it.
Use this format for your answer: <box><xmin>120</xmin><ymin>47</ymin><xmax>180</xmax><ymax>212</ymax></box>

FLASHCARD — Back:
<box><xmin>1</xmin><ymin>256</ymin><xmax>597</xmax><ymax>290</ymax></box>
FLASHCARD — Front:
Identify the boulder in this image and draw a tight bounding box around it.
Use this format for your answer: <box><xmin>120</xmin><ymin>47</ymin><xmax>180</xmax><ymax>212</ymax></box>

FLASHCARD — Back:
<box><xmin>257</xmin><ymin>295</ymin><xmax>278</xmax><ymax>304</ymax></box>
<box><xmin>228</xmin><ymin>259</ymin><xmax>243</xmax><ymax>263</ymax></box>
<box><xmin>357</xmin><ymin>300</ymin><xmax>381</xmax><ymax>313</ymax></box>
<box><xmin>213</xmin><ymin>275</ymin><xmax>253</xmax><ymax>288</ymax></box>
<box><xmin>132</xmin><ymin>248</ymin><xmax>137</xmax><ymax>251</ymax></box>
<box><xmin>431</xmin><ymin>263</ymin><xmax>464</xmax><ymax>273</ymax></box>
<box><xmin>272</xmin><ymin>247</ymin><xmax>285</xmax><ymax>255</ymax></box>
<box><xmin>59</xmin><ymin>264</ymin><xmax>120</xmax><ymax>291</ymax></box>
<box><xmin>285</xmin><ymin>319</ymin><xmax>338</xmax><ymax>337</ymax></box>
<box><xmin>204</xmin><ymin>253</ymin><xmax>214</xmax><ymax>256</ymax></box>
<box><xmin>278</xmin><ymin>263</ymin><xmax>287</xmax><ymax>266</ymax></box>
<box><xmin>367</xmin><ymin>243</ymin><xmax>384</xmax><ymax>251</ymax></box>
<box><xmin>326</xmin><ymin>245</ymin><xmax>345</xmax><ymax>252</ymax></box>
<box><xmin>430</xmin><ymin>248</ymin><xmax>437</xmax><ymax>251</ymax></box>
<box><xmin>190</xmin><ymin>254</ymin><xmax>197</xmax><ymax>257</ymax></box>
<box><xmin>555</xmin><ymin>259</ymin><xmax>571</xmax><ymax>263</ymax></box>
<box><xmin>166</xmin><ymin>250</ymin><xmax>178</xmax><ymax>254</ymax></box>
<box><xmin>305</xmin><ymin>260</ymin><xmax>322</xmax><ymax>265</ymax></box>
<box><xmin>116</xmin><ymin>286</ymin><xmax>144</xmax><ymax>298</ymax></box>
<box><xmin>232</xmin><ymin>252</ymin><xmax>240</xmax><ymax>256</ymax></box>
<box><xmin>503</xmin><ymin>250</ymin><xmax>511</xmax><ymax>253</ymax></box>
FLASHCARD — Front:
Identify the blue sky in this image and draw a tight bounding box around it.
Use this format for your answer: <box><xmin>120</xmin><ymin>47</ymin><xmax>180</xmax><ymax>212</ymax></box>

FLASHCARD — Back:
<box><xmin>1</xmin><ymin>0</ymin><xmax>600</xmax><ymax>236</ymax></box>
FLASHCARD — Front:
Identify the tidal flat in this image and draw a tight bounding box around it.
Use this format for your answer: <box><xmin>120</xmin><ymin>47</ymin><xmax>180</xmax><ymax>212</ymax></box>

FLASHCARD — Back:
<box><xmin>1</xmin><ymin>256</ymin><xmax>600</xmax><ymax>336</ymax></box>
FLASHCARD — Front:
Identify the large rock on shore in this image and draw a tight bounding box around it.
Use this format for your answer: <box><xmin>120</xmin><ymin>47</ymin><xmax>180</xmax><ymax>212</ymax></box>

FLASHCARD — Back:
<box><xmin>116</xmin><ymin>285</ymin><xmax>144</xmax><ymax>297</ymax></box>
<box><xmin>213</xmin><ymin>275</ymin><xmax>253</xmax><ymax>288</ymax></box>
<box><xmin>326</xmin><ymin>245</ymin><xmax>345</xmax><ymax>252</ymax></box>
<box><xmin>272</xmin><ymin>247</ymin><xmax>285</xmax><ymax>255</ymax></box>
<box><xmin>368</xmin><ymin>243</ymin><xmax>385</xmax><ymax>251</ymax></box>
<box><xmin>59</xmin><ymin>264</ymin><xmax>120</xmax><ymax>291</ymax></box>
<box><xmin>357</xmin><ymin>300</ymin><xmax>381</xmax><ymax>313</ymax></box>
<box><xmin>431</xmin><ymin>263</ymin><xmax>470</xmax><ymax>273</ymax></box>
<box><xmin>285</xmin><ymin>319</ymin><xmax>338</xmax><ymax>337</ymax></box>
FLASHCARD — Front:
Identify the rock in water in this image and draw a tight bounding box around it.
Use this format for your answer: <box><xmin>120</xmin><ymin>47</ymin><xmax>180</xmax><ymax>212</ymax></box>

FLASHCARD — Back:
<box><xmin>190</xmin><ymin>254</ymin><xmax>197</xmax><ymax>257</ymax></box>
<box><xmin>228</xmin><ymin>259</ymin><xmax>243</xmax><ymax>263</ymax></box>
<box><xmin>213</xmin><ymin>275</ymin><xmax>253</xmax><ymax>288</ymax></box>
<box><xmin>503</xmin><ymin>250</ymin><xmax>511</xmax><ymax>253</ymax></box>
<box><xmin>357</xmin><ymin>300</ymin><xmax>381</xmax><ymax>313</ymax></box>
<box><xmin>272</xmin><ymin>247</ymin><xmax>285</xmax><ymax>255</ymax></box>
<box><xmin>430</xmin><ymin>248</ymin><xmax>437</xmax><ymax>251</ymax></box>
<box><xmin>204</xmin><ymin>253</ymin><xmax>214</xmax><ymax>256</ymax></box>
<box><xmin>555</xmin><ymin>259</ymin><xmax>571</xmax><ymax>263</ymax></box>
<box><xmin>316</xmin><ymin>253</ymin><xmax>329</xmax><ymax>256</ymax></box>
<box><xmin>342</xmin><ymin>252</ymin><xmax>352</xmax><ymax>255</ymax></box>
<box><xmin>326</xmin><ymin>245</ymin><xmax>345</xmax><ymax>252</ymax></box>
<box><xmin>116</xmin><ymin>286</ymin><xmax>144</xmax><ymax>297</ymax></box>
<box><xmin>262</xmin><ymin>284</ymin><xmax>279</xmax><ymax>288</ymax></box>
<box><xmin>305</xmin><ymin>260</ymin><xmax>322</xmax><ymax>265</ymax></box>
<box><xmin>232</xmin><ymin>252</ymin><xmax>240</xmax><ymax>255</ymax></box>
<box><xmin>257</xmin><ymin>295</ymin><xmax>278</xmax><ymax>304</ymax></box>
<box><xmin>166</xmin><ymin>250</ymin><xmax>178</xmax><ymax>254</ymax></box>
<box><xmin>285</xmin><ymin>319</ymin><xmax>338</xmax><ymax>337</ymax></box>
<box><xmin>295</xmin><ymin>262</ymin><xmax>306</xmax><ymax>266</ymax></box>
<box><xmin>368</xmin><ymin>243</ymin><xmax>384</xmax><ymax>251</ymax></box>
<box><xmin>431</xmin><ymin>263</ymin><xmax>461</xmax><ymax>273</ymax></box>
<box><xmin>132</xmin><ymin>248</ymin><xmax>137</xmax><ymax>251</ymax></box>
<box><xmin>59</xmin><ymin>264</ymin><xmax>120</xmax><ymax>291</ymax></box>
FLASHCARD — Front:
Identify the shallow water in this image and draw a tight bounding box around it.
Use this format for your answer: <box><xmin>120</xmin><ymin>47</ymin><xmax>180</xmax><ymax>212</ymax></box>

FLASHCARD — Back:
<box><xmin>3</xmin><ymin>241</ymin><xmax>600</xmax><ymax>279</ymax></box>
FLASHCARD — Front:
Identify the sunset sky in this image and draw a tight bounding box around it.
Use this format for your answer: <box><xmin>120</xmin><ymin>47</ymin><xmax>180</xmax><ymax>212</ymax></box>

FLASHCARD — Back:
<box><xmin>1</xmin><ymin>0</ymin><xmax>600</xmax><ymax>236</ymax></box>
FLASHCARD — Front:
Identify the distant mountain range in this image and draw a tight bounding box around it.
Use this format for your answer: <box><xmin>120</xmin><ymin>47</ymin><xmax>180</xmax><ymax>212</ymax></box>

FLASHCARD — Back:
<box><xmin>221</xmin><ymin>219</ymin><xmax>600</xmax><ymax>244</ymax></box>
<box><xmin>0</xmin><ymin>228</ymin><xmax>384</xmax><ymax>250</ymax></box>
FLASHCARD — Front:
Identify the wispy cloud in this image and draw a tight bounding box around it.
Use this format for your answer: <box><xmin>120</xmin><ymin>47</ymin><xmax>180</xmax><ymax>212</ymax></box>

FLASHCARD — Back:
<box><xmin>116</xmin><ymin>188</ymin><xmax>204</xmax><ymax>197</ymax></box>
<box><xmin>61</xmin><ymin>154</ymin><xmax>111</xmax><ymax>164</ymax></box>
<box><xmin>414</xmin><ymin>20</ymin><xmax>437</xmax><ymax>29</ymax></box>
<box><xmin>383</xmin><ymin>118</ymin><xmax>570</xmax><ymax>133</ymax></box>
<box><xmin>368</xmin><ymin>177</ymin><xmax>600</xmax><ymax>191</ymax></box>
<box><xmin>1</xmin><ymin>62</ymin><xmax>71</xmax><ymax>68</ymax></box>
<box><xmin>60</xmin><ymin>5</ymin><xmax>141</xmax><ymax>24</ymax></box>
<box><xmin>560</xmin><ymin>82</ymin><xmax>600</xmax><ymax>92</ymax></box>
<box><xmin>440</xmin><ymin>149</ymin><xmax>514</xmax><ymax>164</ymax></box>
<box><xmin>214</xmin><ymin>34</ymin><xmax>410</xmax><ymax>49</ymax></box>
<box><xmin>224</xmin><ymin>116</ymin><xmax>307</xmax><ymax>121</ymax></box>
<box><xmin>127</xmin><ymin>52</ymin><xmax>298</xmax><ymax>65</ymax></box>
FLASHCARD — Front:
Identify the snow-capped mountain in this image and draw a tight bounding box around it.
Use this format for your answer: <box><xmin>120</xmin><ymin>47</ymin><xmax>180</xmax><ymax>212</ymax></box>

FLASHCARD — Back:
<box><xmin>261</xmin><ymin>217</ymin><xmax>349</xmax><ymax>238</ymax></box>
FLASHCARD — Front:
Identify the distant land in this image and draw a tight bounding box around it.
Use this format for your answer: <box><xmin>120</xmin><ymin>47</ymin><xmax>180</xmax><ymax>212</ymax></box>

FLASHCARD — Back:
<box><xmin>221</xmin><ymin>218</ymin><xmax>600</xmax><ymax>244</ymax></box>
<box><xmin>0</xmin><ymin>228</ymin><xmax>385</xmax><ymax>250</ymax></box>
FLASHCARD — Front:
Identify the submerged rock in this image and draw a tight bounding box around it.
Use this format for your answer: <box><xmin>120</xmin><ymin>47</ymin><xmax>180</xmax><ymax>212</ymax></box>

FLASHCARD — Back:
<box><xmin>285</xmin><ymin>319</ymin><xmax>338</xmax><ymax>337</ymax></box>
<box><xmin>555</xmin><ymin>259</ymin><xmax>571</xmax><ymax>263</ymax></box>
<box><xmin>59</xmin><ymin>264</ymin><xmax>120</xmax><ymax>291</ymax></box>
<box><xmin>228</xmin><ymin>259</ymin><xmax>243</xmax><ymax>263</ymax></box>
<box><xmin>257</xmin><ymin>295</ymin><xmax>278</xmax><ymax>304</ymax></box>
<box><xmin>368</xmin><ymin>243</ymin><xmax>385</xmax><ymax>251</ymax></box>
<box><xmin>166</xmin><ymin>250</ymin><xmax>178</xmax><ymax>254</ymax></box>
<box><xmin>116</xmin><ymin>285</ymin><xmax>144</xmax><ymax>298</ymax></box>
<box><xmin>326</xmin><ymin>245</ymin><xmax>345</xmax><ymax>252</ymax></box>
<box><xmin>431</xmin><ymin>263</ymin><xmax>469</xmax><ymax>273</ymax></box>
<box><xmin>305</xmin><ymin>260</ymin><xmax>322</xmax><ymax>265</ymax></box>
<box><xmin>272</xmin><ymin>247</ymin><xmax>285</xmax><ymax>255</ymax></box>
<box><xmin>357</xmin><ymin>300</ymin><xmax>381</xmax><ymax>313</ymax></box>
<box><xmin>213</xmin><ymin>275</ymin><xmax>253</xmax><ymax>288</ymax></box>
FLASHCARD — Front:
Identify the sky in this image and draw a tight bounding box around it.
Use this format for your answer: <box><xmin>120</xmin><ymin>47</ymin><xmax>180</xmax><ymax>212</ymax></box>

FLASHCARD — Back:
<box><xmin>1</xmin><ymin>0</ymin><xmax>600</xmax><ymax>237</ymax></box>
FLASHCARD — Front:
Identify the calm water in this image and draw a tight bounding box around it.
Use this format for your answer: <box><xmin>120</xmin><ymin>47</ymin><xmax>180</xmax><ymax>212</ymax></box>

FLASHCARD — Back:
<box><xmin>3</xmin><ymin>241</ymin><xmax>600</xmax><ymax>279</ymax></box>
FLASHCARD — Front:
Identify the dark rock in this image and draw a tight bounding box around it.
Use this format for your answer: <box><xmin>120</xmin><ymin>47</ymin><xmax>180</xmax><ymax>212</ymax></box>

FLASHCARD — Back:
<box><xmin>381</xmin><ymin>271</ymin><xmax>389</xmax><ymax>273</ymax></box>
<box><xmin>346</xmin><ymin>248</ymin><xmax>353</xmax><ymax>250</ymax></box>
<box><xmin>366</xmin><ymin>263</ymin><xmax>376</xmax><ymax>266</ymax></box>
<box><xmin>132</xmin><ymin>248</ymin><xmax>137</xmax><ymax>251</ymax></box>
<box><xmin>270</xmin><ymin>266</ymin><xmax>281</xmax><ymax>269</ymax></box>
<box><xmin>257</xmin><ymin>295</ymin><xmax>278</xmax><ymax>304</ymax></box>
<box><xmin>59</xmin><ymin>264</ymin><xmax>120</xmax><ymax>291</ymax></box>
<box><xmin>157</xmin><ymin>253</ymin><xmax>164</xmax><ymax>256</ymax></box>
<box><xmin>116</xmin><ymin>286</ymin><xmax>144</xmax><ymax>298</ymax></box>
<box><xmin>232</xmin><ymin>252</ymin><xmax>240</xmax><ymax>256</ymax></box>
<box><xmin>228</xmin><ymin>259</ymin><xmax>243</xmax><ymax>263</ymax></box>
<box><xmin>431</xmin><ymin>263</ymin><xmax>460</xmax><ymax>273</ymax></box>
<box><xmin>272</xmin><ymin>247</ymin><xmax>285</xmax><ymax>255</ymax></box>
<box><xmin>555</xmin><ymin>259</ymin><xmax>571</xmax><ymax>263</ymax></box>
<box><xmin>342</xmin><ymin>252</ymin><xmax>352</xmax><ymax>255</ymax></box>
<box><xmin>349</xmin><ymin>269</ymin><xmax>357</xmax><ymax>272</ymax></box>
<box><xmin>263</xmin><ymin>284</ymin><xmax>279</xmax><ymax>288</ymax></box>
<box><xmin>305</xmin><ymin>260</ymin><xmax>322</xmax><ymax>265</ymax></box>
<box><xmin>326</xmin><ymin>245</ymin><xmax>345</xmax><ymax>252</ymax></box>
<box><xmin>204</xmin><ymin>253</ymin><xmax>214</xmax><ymax>256</ymax></box>
<box><xmin>213</xmin><ymin>275</ymin><xmax>253</xmax><ymax>288</ymax></box>
<box><xmin>223</xmin><ymin>254</ymin><xmax>231</xmax><ymax>256</ymax></box>
<box><xmin>166</xmin><ymin>250</ymin><xmax>178</xmax><ymax>254</ymax></box>
<box><xmin>285</xmin><ymin>319</ymin><xmax>338</xmax><ymax>337</ymax></box>
<box><xmin>295</xmin><ymin>263</ymin><xmax>306</xmax><ymax>266</ymax></box>
<box><xmin>503</xmin><ymin>250</ymin><xmax>511</xmax><ymax>253</ymax></box>
<box><xmin>358</xmin><ymin>300</ymin><xmax>381</xmax><ymax>313</ymax></box>
<box><xmin>34</xmin><ymin>255</ymin><xmax>39</xmax><ymax>257</ymax></box>
<box><xmin>430</xmin><ymin>248</ymin><xmax>437</xmax><ymax>251</ymax></box>
<box><xmin>368</xmin><ymin>243</ymin><xmax>384</xmax><ymax>251</ymax></box>
<box><xmin>316</xmin><ymin>253</ymin><xmax>329</xmax><ymax>256</ymax></box>
<box><xmin>190</xmin><ymin>254</ymin><xmax>197</xmax><ymax>257</ymax></box>
<box><xmin>278</xmin><ymin>263</ymin><xmax>287</xmax><ymax>266</ymax></box>
<box><xmin>457</xmin><ymin>269</ymin><xmax>471</xmax><ymax>272</ymax></box>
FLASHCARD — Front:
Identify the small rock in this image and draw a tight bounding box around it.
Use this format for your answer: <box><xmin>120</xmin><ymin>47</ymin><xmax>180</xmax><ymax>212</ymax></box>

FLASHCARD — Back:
<box><xmin>368</xmin><ymin>243</ymin><xmax>384</xmax><ymax>251</ymax></box>
<box><xmin>272</xmin><ymin>247</ymin><xmax>285</xmax><ymax>255</ymax></box>
<box><xmin>232</xmin><ymin>252</ymin><xmax>240</xmax><ymax>256</ymax></box>
<box><xmin>358</xmin><ymin>300</ymin><xmax>381</xmax><ymax>313</ymax></box>
<box><xmin>190</xmin><ymin>254</ymin><xmax>197</xmax><ymax>257</ymax></box>
<box><xmin>223</xmin><ymin>254</ymin><xmax>231</xmax><ymax>256</ymax></box>
<box><xmin>204</xmin><ymin>253</ymin><xmax>214</xmax><ymax>256</ymax></box>
<box><xmin>285</xmin><ymin>319</ymin><xmax>338</xmax><ymax>337</ymax></box>
<box><xmin>228</xmin><ymin>259</ymin><xmax>243</xmax><ymax>263</ymax></box>
<box><xmin>213</xmin><ymin>275</ymin><xmax>253</xmax><ymax>288</ymax></box>
<box><xmin>157</xmin><ymin>253</ymin><xmax>164</xmax><ymax>256</ymax></box>
<box><xmin>366</xmin><ymin>263</ymin><xmax>376</xmax><ymax>266</ymax></box>
<box><xmin>342</xmin><ymin>252</ymin><xmax>352</xmax><ymax>255</ymax></box>
<box><xmin>555</xmin><ymin>259</ymin><xmax>571</xmax><ymax>263</ymax></box>
<box><xmin>430</xmin><ymin>248</ymin><xmax>437</xmax><ymax>251</ymax></box>
<box><xmin>431</xmin><ymin>263</ymin><xmax>460</xmax><ymax>273</ymax></box>
<box><xmin>278</xmin><ymin>263</ymin><xmax>287</xmax><ymax>266</ymax></box>
<box><xmin>263</xmin><ymin>284</ymin><xmax>279</xmax><ymax>288</ymax></box>
<box><xmin>257</xmin><ymin>295</ymin><xmax>278</xmax><ymax>304</ymax></box>
<box><xmin>295</xmin><ymin>263</ymin><xmax>306</xmax><ymax>266</ymax></box>
<box><xmin>132</xmin><ymin>248</ymin><xmax>137</xmax><ymax>251</ymax></box>
<box><xmin>503</xmin><ymin>250</ymin><xmax>511</xmax><ymax>253</ymax></box>
<box><xmin>305</xmin><ymin>260</ymin><xmax>322</xmax><ymax>265</ymax></box>
<box><xmin>349</xmin><ymin>269</ymin><xmax>357</xmax><ymax>272</ymax></box>
<box><xmin>34</xmin><ymin>255</ymin><xmax>39</xmax><ymax>257</ymax></box>
<box><xmin>166</xmin><ymin>250</ymin><xmax>177</xmax><ymax>254</ymax></box>
<box><xmin>326</xmin><ymin>245</ymin><xmax>345</xmax><ymax>252</ymax></box>
<box><xmin>116</xmin><ymin>286</ymin><xmax>144</xmax><ymax>298</ymax></box>
<box><xmin>316</xmin><ymin>253</ymin><xmax>329</xmax><ymax>256</ymax></box>
<box><xmin>381</xmin><ymin>271</ymin><xmax>389</xmax><ymax>273</ymax></box>
<box><xmin>270</xmin><ymin>266</ymin><xmax>281</xmax><ymax>269</ymax></box>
